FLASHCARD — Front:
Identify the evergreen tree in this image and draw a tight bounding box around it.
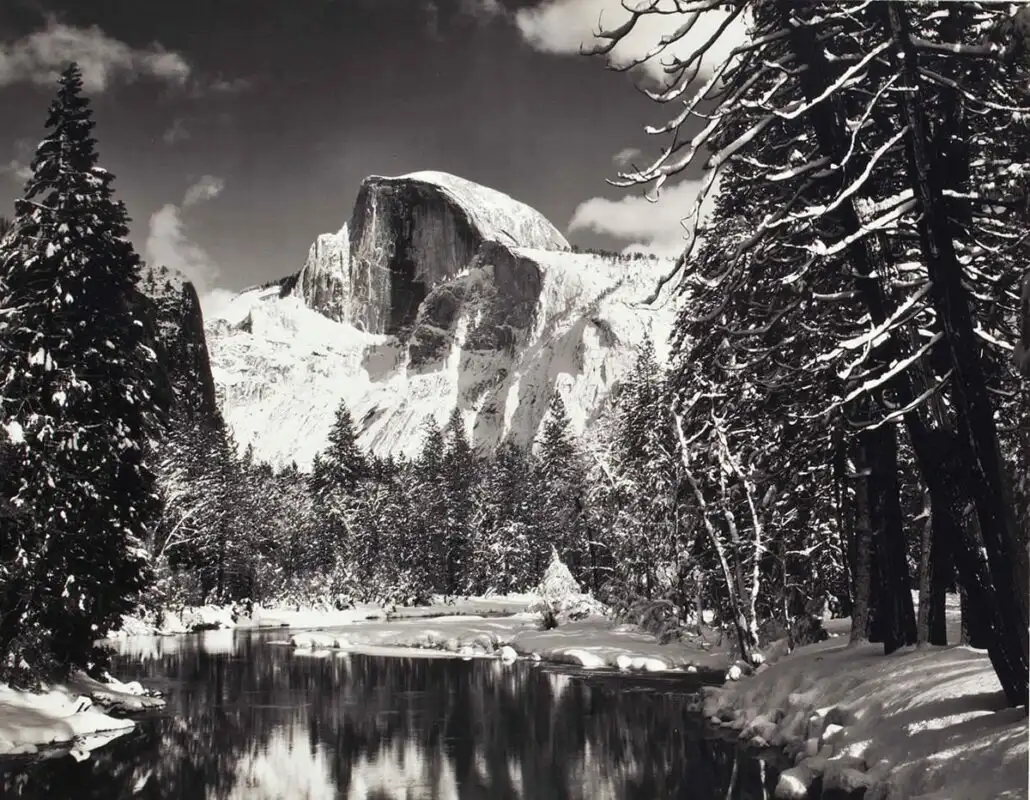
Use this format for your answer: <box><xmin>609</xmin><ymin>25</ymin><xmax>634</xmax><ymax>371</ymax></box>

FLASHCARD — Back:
<box><xmin>536</xmin><ymin>391</ymin><xmax>590</xmax><ymax>585</ymax></box>
<box><xmin>441</xmin><ymin>408</ymin><xmax>476</xmax><ymax>595</ymax></box>
<box><xmin>311</xmin><ymin>401</ymin><xmax>369</xmax><ymax>500</ymax></box>
<box><xmin>475</xmin><ymin>442</ymin><xmax>538</xmax><ymax>592</ymax></box>
<box><xmin>0</xmin><ymin>64</ymin><xmax>159</xmax><ymax>677</ymax></box>
<box><xmin>413</xmin><ymin>419</ymin><xmax>448</xmax><ymax>592</ymax></box>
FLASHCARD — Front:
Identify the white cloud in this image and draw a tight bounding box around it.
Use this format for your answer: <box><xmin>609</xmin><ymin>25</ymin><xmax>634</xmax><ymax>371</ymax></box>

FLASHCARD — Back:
<box><xmin>183</xmin><ymin>174</ymin><xmax>224</xmax><ymax>207</ymax></box>
<box><xmin>568</xmin><ymin>177</ymin><xmax>717</xmax><ymax>257</ymax></box>
<box><xmin>162</xmin><ymin>117</ymin><xmax>190</xmax><ymax>145</ymax></box>
<box><xmin>612</xmin><ymin>146</ymin><xmax>642</xmax><ymax>168</ymax></box>
<box><xmin>145</xmin><ymin>176</ymin><xmax>229</xmax><ymax>315</ymax></box>
<box><xmin>514</xmin><ymin>0</ymin><xmax>746</xmax><ymax>84</ymax></box>
<box><xmin>0</xmin><ymin>159</ymin><xmax>32</xmax><ymax>184</ymax></box>
<box><xmin>459</xmin><ymin>0</ymin><xmax>504</xmax><ymax>19</ymax></box>
<box><xmin>0</xmin><ymin>18</ymin><xmax>191</xmax><ymax>92</ymax></box>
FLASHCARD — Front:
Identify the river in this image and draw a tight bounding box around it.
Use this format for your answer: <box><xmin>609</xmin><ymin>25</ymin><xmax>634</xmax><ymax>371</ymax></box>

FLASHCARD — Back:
<box><xmin>0</xmin><ymin>628</ymin><xmax>780</xmax><ymax>798</ymax></box>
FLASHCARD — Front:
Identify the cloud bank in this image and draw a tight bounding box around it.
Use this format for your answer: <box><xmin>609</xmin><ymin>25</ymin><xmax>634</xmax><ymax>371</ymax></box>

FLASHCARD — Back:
<box><xmin>145</xmin><ymin>175</ymin><xmax>234</xmax><ymax>317</ymax></box>
<box><xmin>569</xmin><ymin>177</ymin><xmax>717</xmax><ymax>257</ymax></box>
<box><xmin>0</xmin><ymin>18</ymin><xmax>190</xmax><ymax>92</ymax></box>
<box><xmin>514</xmin><ymin>0</ymin><xmax>746</xmax><ymax>84</ymax></box>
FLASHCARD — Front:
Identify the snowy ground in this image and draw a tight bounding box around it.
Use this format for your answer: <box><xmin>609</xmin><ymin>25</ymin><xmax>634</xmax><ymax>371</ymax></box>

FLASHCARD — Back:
<box><xmin>703</xmin><ymin>601</ymin><xmax>1029</xmax><ymax>799</ymax></box>
<box><xmin>283</xmin><ymin>614</ymin><xmax>728</xmax><ymax>674</ymax></box>
<box><xmin>0</xmin><ymin>672</ymin><xmax>165</xmax><ymax>759</ymax></box>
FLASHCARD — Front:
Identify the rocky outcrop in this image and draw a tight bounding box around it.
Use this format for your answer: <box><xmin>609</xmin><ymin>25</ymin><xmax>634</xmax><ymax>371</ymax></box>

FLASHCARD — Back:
<box><xmin>139</xmin><ymin>265</ymin><xmax>222</xmax><ymax>429</ymax></box>
<box><xmin>291</xmin><ymin>224</ymin><xmax>349</xmax><ymax>322</ymax></box>
<box><xmin>348</xmin><ymin>171</ymin><xmax>569</xmax><ymax>335</ymax></box>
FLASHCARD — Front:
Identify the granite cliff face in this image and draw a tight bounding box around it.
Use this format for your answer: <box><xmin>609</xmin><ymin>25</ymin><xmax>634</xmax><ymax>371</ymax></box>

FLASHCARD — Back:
<box><xmin>289</xmin><ymin>224</ymin><xmax>349</xmax><ymax>323</ymax></box>
<box><xmin>140</xmin><ymin>266</ymin><xmax>223</xmax><ymax>429</ymax></box>
<box><xmin>205</xmin><ymin>171</ymin><xmax>674</xmax><ymax>469</ymax></box>
<box><xmin>348</xmin><ymin>171</ymin><xmax>569</xmax><ymax>335</ymax></box>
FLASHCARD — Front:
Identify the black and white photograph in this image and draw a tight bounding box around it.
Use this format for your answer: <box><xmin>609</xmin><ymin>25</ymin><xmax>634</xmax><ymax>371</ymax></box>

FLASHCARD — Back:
<box><xmin>0</xmin><ymin>1</ymin><xmax>1027</xmax><ymax>797</ymax></box>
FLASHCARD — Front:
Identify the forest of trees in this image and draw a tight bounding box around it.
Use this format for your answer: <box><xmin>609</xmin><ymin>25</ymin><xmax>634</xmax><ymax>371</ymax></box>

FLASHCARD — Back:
<box><xmin>0</xmin><ymin>0</ymin><xmax>1027</xmax><ymax>714</ymax></box>
<box><xmin>583</xmin><ymin>0</ymin><xmax>1030</xmax><ymax>706</ymax></box>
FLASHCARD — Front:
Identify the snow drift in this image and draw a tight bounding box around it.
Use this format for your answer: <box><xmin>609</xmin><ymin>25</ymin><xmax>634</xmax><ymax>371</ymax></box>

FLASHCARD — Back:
<box><xmin>206</xmin><ymin>171</ymin><xmax>675</xmax><ymax>469</ymax></box>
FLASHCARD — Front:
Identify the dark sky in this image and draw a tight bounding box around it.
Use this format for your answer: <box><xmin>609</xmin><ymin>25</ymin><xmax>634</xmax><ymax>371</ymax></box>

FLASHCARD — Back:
<box><xmin>0</xmin><ymin>0</ymin><xmax>686</xmax><ymax>307</ymax></box>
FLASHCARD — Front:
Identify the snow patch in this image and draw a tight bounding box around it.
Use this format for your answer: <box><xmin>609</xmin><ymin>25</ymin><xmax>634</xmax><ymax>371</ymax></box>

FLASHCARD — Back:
<box><xmin>703</xmin><ymin>638</ymin><xmax>1028</xmax><ymax>799</ymax></box>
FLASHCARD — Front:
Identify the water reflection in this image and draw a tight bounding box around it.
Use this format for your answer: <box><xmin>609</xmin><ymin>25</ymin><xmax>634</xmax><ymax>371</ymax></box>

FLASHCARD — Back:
<box><xmin>0</xmin><ymin>630</ymin><xmax>778</xmax><ymax>799</ymax></box>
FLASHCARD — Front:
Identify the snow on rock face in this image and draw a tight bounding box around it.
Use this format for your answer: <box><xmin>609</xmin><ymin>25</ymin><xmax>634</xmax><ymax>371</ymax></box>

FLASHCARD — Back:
<box><xmin>291</xmin><ymin>223</ymin><xmax>350</xmax><ymax>322</ymax></box>
<box><xmin>348</xmin><ymin>171</ymin><xmax>569</xmax><ymax>335</ymax></box>
<box><xmin>205</xmin><ymin>171</ymin><xmax>675</xmax><ymax>469</ymax></box>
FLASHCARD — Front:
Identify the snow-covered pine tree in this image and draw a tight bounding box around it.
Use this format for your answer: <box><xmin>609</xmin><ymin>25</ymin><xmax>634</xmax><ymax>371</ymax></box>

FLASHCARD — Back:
<box><xmin>474</xmin><ymin>442</ymin><xmax>537</xmax><ymax>593</ymax></box>
<box><xmin>310</xmin><ymin>401</ymin><xmax>369</xmax><ymax>500</ymax></box>
<box><xmin>536</xmin><ymin>391</ymin><xmax>590</xmax><ymax>587</ymax></box>
<box><xmin>413</xmin><ymin>418</ymin><xmax>448</xmax><ymax>592</ymax></box>
<box><xmin>0</xmin><ymin>63</ymin><xmax>159</xmax><ymax>678</ymax></box>
<box><xmin>441</xmin><ymin>407</ymin><xmax>476</xmax><ymax>595</ymax></box>
<box><xmin>591</xmin><ymin>0</ymin><xmax>1027</xmax><ymax>704</ymax></box>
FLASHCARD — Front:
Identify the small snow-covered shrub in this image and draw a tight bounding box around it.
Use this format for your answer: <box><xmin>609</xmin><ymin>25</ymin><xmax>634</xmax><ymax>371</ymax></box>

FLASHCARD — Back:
<box><xmin>536</xmin><ymin>547</ymin><xmax>581</xmax><ymax>602</ymax></box>
<box><xmin>529</xmin><ymin>549</ymin><xmax>609</xmax><ymax>625</ymax></box>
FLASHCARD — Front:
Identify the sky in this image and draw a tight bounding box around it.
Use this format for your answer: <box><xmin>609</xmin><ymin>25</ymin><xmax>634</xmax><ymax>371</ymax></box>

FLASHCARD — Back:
<box><xmin>0</xmin><ymin>0</ymin><xmax>740</xmax><ymax>313</ymax></box>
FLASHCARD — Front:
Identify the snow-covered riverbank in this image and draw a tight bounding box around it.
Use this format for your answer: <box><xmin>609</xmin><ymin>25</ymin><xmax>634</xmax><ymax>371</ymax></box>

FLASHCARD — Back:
<box><xmin>283</xmin><ymin>613</ymin><xmax>731</xmax><ymax>674</ymax></box>
<box><xmin>703</xmin><ymin>632</ymin><xmax>1028</xmax><ymax>799</ymax></box>
<box><xmin>0</xmin><ymin>672</ymin><xmax>165</xmax><ymax>759</ymax></box>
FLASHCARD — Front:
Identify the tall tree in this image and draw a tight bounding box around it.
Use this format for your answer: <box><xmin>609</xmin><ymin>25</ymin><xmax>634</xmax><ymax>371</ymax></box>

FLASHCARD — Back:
<box><xmin>537</xmin><ymin>391</ymin><xmax>590</xmax><ymax>584</ymax></box>
<box><xmin>441</xmin><ymin>408</ymin><xmax>476</xmax><ymax>595</ymax></box>
<box><xmin>0</xmin><ymin>64</ymin><xmax>159</xmax><ymax>677</ymax></box>
<box><xmin>311</xmin><ymin>402</ymin><xmax>369</xmax><ymax>500</ymax></box>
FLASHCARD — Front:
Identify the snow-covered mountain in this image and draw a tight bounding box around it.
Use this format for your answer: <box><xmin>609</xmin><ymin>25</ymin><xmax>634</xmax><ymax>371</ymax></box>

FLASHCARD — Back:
<box><xmin>205</xmin><ymin>170</ymin><xmax>676</xmax><ymax>470</ymax></box>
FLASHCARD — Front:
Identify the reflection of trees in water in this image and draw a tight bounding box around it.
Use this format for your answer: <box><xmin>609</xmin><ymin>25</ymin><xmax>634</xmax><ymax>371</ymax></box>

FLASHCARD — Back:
<box><xmin>0</xmin><ymin>634</ymin><xmax>777</xmax><ymax>799</ymax></box>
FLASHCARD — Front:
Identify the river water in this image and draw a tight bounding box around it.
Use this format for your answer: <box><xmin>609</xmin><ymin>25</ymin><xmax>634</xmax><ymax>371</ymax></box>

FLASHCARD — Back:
<box><xmin>0</xmin><ymin>628</ymin><xmax>779</xmax><ymax>799</ymax></box>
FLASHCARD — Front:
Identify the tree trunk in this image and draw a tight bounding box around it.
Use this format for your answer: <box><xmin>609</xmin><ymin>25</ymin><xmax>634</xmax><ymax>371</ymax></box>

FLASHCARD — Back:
<box><xmin>917</xmin><ymin>494</ymin><xmax>932</xmax><ymax>648</ymax></box>
<box><xmin>960</xmin><ymin>581</ymin><xmax>992</xmax><ymax>649</ymax></box>
<box><xmin>866</xmin><ymin>425</ymin><xmax>917</xmax><ymax>654</ymax></box>
<box><xmin>849</xmin><ymin>452</ymin><xmax>874</xmax><ymax>646</ymax></box>
<box><xmin>885</xmin><ymin>0</ymin><xmax>1029</xmax><ymax>707</ymax></box>
<box><xmin>928</xmin><ymin>508</ymin><xmax>951</xmax><ymax>646</ymax></box>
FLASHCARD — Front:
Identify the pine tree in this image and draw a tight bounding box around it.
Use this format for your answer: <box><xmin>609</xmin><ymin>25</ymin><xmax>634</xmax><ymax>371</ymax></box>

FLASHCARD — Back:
<box><xmin>536</xmin><ymin>391</ymin><xmax>590</xmax><ymax>586</ymax></box>
<box><xmin>0</xmin><ymin>64</ymin><xmax>159</xmax><ymax>677</ymax></box>
<box><xmin>441</xmin><ymin>407</ymin><xmax>476</xmax><ymax>595</ymax></box>
<box><xmin>410</xmin><ymin>419</ymin><xmax>445</xmax><ymax>592</ymax></box>
<box><xmin>475</xmin><ymin>442</ymin><xmax>538</xmax><ymax>592</ymax></box>
<box><xmin>311</xmin><ymin>401</ymin><xmax>369</xmax><ymax>500</ymax></box>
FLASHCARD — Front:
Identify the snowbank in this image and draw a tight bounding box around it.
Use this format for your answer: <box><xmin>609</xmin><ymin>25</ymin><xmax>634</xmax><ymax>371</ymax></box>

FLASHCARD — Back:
<box><xmin>279</xmin><ymin>611</ymin><xmax>727</xmax><ymax>674</ymax></box>
<box><xmin>0</xmin><ymin>671</ymin><xmax>165</xmax><ymax>758</ymax></box>
<box><xmin>110</xmin><ymin>594</ymin><xmax>727</xmax><ymax>674</ymax></box>
<box><xmin>702</xmin><ymin>638</ymin><xmax>1028</xmax><ymax>799</ymax></box>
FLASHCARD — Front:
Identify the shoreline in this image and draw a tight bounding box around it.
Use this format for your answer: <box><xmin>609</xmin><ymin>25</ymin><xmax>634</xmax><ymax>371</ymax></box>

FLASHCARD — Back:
<box><xmin>10</xmin><ymin>597</ymin><xmax>1023</xmax><ymax>800</ymax></box>
<box><xmin>0</xmin><ymin>672</ymin><xmax>166</xmax><ymax>760</ymax></box>
<box><xmin>700</xmin><ymin>633</ymin><xmax>1028</xmax><ymax>800</ymax></box>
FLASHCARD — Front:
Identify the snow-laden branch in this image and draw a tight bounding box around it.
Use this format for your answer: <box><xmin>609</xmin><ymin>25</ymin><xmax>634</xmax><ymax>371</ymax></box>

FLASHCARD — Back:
<box><xmin>774</xmin><ymin>40</ymin><xmax>892</xmax><ymax>122</ymax></box>
<box><xmin>807</xmin><ymin>197</ymin><xmax>917</xmax><ymax>258</ymax></box>
<box><xmin>862</xmin><ymin>369</ymin><xmax>952</xmax><ymax>431</ymax></box>
<box><xmin>822</xmin><ymin>280</ymin><xmax>933</xmax><ymax>359</ymax></box>
<box><xmin>765</xmin><ymin>127</ymin><xmax>909</xmax><ymax>230</ymax></box>
<box><xmin>839</xmin><ymin>331</ymin><xmax>944</xmax><ymax>407</ymax></box>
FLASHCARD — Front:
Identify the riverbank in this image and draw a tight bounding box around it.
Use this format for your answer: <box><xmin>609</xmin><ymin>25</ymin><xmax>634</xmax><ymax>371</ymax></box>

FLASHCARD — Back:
<box><xmin>108</xmin><ymin>592</ymin><xmax>737</xmax><ymax>673</ymax></box>
<box><xmin>702</xmin><ymin>632</ymin><xmax>1029</xmax><ymax>799</ymax></box>
<box><xmin>283</xmin><ymin>612</ymin><xmax>733</xmax><ymax>673</ymax></box>
<box><xmin>0</xmin><ymin>672</ymin><xmax>166</xmax><ymax>758</ymax></box>
<box><xmin>104</xmin><ymin>593</ymin><xmax>543</xmax><ymax>637</ymax></box>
